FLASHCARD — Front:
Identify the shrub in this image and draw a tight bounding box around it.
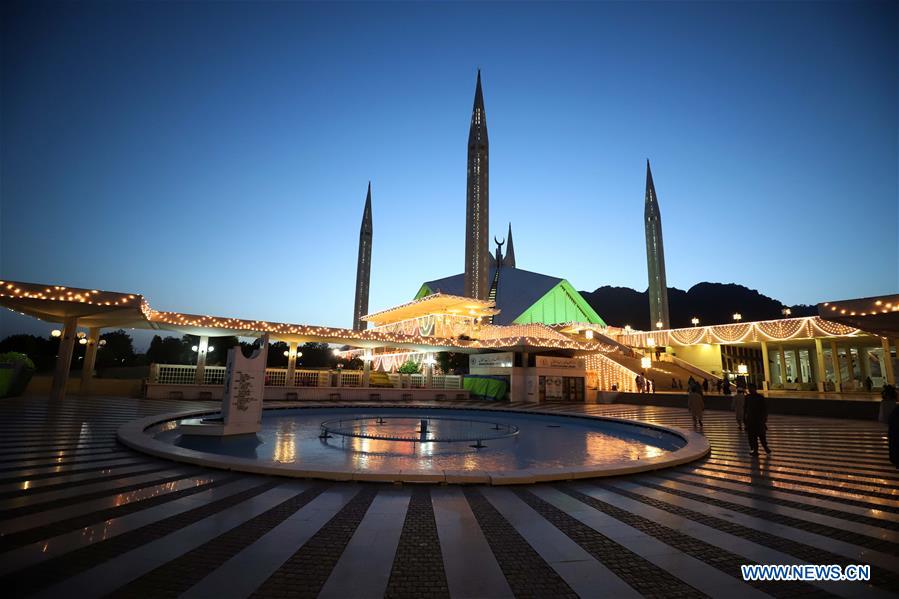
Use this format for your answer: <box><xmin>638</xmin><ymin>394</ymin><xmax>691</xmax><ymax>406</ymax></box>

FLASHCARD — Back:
<box><xmin>397</xmin><ymin>359</ymin><xmax>420</xmax><ymax>374</ymax></box>
<box><xmin>0</xmin><ymin>352</ymin><xmax>35</xmax><ymax>370</ymax></box>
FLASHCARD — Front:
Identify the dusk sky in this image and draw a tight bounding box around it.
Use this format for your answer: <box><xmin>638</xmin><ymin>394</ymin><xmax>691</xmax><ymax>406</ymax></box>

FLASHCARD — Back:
<box><xmin>2</xmin><ymin>1</ymin><xmax>897</xmax><ymax>347</ymax></box>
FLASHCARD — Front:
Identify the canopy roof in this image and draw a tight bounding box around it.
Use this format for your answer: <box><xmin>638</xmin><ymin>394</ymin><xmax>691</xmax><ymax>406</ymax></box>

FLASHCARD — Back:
<box><xmin>362</xmin><ymin>293</ymin><xmax>498</xmax><ymax>326</ymax></box>
<box><xmin>818</xmin><ymin>294</ymin><xmax>899</xmax><ymax>337</ymax></box>
<box><xmin>0</xmin><ymin>279</ymin><xmax>616</xmax><ymax>355</ymax></box>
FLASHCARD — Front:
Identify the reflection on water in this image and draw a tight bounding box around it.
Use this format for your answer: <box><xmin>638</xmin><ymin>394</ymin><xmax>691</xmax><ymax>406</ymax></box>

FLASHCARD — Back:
<box><xmin>273</xmin><ymin>420</ymin><xmax>297</xmax><ymax>463</ymax></box>
<box><xmin>156</xmin><ymin>408</ymin><xmax>686</xmax><ymax>473</ymax></box>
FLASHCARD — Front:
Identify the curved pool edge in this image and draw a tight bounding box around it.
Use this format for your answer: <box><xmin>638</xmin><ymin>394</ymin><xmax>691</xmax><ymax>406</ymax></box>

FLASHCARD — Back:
<box><xmin>117</xmin><ymin>402</ymin><xmax>711</xmax><ymax>485</ymax></box>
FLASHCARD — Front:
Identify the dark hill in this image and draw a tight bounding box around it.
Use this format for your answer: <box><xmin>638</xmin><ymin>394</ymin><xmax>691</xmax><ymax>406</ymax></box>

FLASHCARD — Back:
<box><xmin>581</xmin><ymin>282</ymin><xmax>817</xmax><ymax>330</ymax></box>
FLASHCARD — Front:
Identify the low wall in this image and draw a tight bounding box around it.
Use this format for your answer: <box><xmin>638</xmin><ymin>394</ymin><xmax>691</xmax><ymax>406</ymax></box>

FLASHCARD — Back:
<box><xmin>26</xmin><ymin>375</ymin><xmax>144</xmax><ymax>398</ymax></box>
<box><xmin>603</xmin><ymin>391</ymin><xmax>880</xmax><ymax>420</ymax></box>
<box><xmin>145</xmin><ymin>383</ymin><xmax>470</xmax><ymax>402</ymax></box>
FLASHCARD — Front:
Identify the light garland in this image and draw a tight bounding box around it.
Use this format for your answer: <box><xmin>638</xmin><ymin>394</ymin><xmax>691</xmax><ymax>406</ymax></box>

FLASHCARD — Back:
<box><xmin>0</xmin><ymin>279</ymin><xmax>872</xmax><ymax>359</ymax></box>
<box><xmin>614</xmin><ymin>315</ymin><xmax>863</xmax><ymax>347</ymax></box>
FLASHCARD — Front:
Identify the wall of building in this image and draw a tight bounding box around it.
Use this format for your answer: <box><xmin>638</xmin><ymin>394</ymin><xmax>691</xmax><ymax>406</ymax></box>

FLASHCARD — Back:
<box><xmin>671</xmin><ymin>344</ymin><xmax>722</xmax><ymax>377</ymax></box>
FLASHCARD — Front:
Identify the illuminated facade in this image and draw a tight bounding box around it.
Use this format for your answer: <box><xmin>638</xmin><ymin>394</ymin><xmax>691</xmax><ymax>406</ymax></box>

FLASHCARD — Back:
<box><xmin>417</xmin><ymin>265</ymin><xmax>605</xmax><ymax>327</ymax></box>
<box><xmin>352</xmin><ymin>182</ymin><xmax>373</xmax><ymax>331</ymax></box>
<box><xmin>644</xmin><ymin>160</ymin><xmax>670</xmax><ymax>330</ymax></box>
<box><xmin>464</xmin><ymin>70</ymin><xmax>490</xmax><ymax>300</ymax></box>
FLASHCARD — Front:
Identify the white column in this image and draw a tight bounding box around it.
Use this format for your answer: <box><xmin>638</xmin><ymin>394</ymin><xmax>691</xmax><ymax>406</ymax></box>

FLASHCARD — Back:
<box><xmin>791</xmin><ymin>349</ymin><xmax>802</xmax><ymax>382</ymax></box>
<box><xmin>285</xmin><ymin>341</ymin><xmax>298</xmax><ymax>387</ymax></box>
<box><xmin>194</xmin><ymin>335</ymin><xmax>209</xmax><ymax>385</ymax></box>
<box><xmin>778</xmin><ymin>345</ymin><xmax>787</xmax><ymax>384</ymax></box>
<box><xmin>814</xmin><ymin>338</ymin><xmax>826</xmax><ymax>392</ymax></box>
<box><xmin>362</xmin><ymin>353</ymin><xmax>371</xmax><ymax>388</ymax></box>
<box><xmin>425</xmin><ymin>354</ymin><xmax>434</xmax><ymax>388</ymax></box>
<box><xmin>50</xmin><ymin>317</ymin><xmax>78</xmax><ymax>401</ymax></box>
<box><xmin>829</xmin><ymin>340</ymin><xmax>842</xmax><ymax>390</ymax></box>
<box><xmin>80</xmin><ymin>327</ymin><xmax>101</xmax><ymax>396</ymax></box>
<box><xmin>859</xmin><ymin>347</ymin><xmax>871</xmax><ymax>380</ymax></box>
<box><xmin>761</xmin><ymin>340</ymin><xmax>771</xmax><ymax>390</ymax></box>
<box><xmin>882</xmin><ymin>337</ymin><xmax>896</xmax><ymax>385</ymax></box>
<box><xmin>845</xmin><ymin>347</ymin><xmax>855</xmax><ymax>385</ymax></box>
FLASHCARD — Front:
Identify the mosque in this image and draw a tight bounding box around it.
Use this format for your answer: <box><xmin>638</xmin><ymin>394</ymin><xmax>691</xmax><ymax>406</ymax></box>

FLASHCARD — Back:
<box><xmin>0</xmin><ymin>73</ymin><xmax>895</xmax><ymax>403</ymax></box>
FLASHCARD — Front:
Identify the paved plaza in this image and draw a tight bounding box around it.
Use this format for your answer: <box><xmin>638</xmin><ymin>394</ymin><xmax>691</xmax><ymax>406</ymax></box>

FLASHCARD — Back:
<box><xmin>1</xmin><ymin>397</ymin><xmax>897</xmax><ymax>598</ymax></box>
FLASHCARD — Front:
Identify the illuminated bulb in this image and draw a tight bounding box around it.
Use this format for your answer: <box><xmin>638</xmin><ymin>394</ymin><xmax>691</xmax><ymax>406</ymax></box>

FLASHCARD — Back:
<box><xmin>191</xmin><ymin>345</ymin><xmax>198</xmax><ymax>352</ymax></box>
<box><xmin>79</xmin><ymin>338</ymin><xmax>87</xmax><ymax>345</ymax></box>
<box><xmin>51</xmin><ymin>329</ymin><xmax>62</xmax><ymax>337</ymax></box>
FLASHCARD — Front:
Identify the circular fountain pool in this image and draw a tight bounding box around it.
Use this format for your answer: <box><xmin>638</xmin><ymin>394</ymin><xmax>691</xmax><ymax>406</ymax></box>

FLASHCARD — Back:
<box><xmin>119</xmin><ymin>405</ymin><xmax>709</xmax><ymax>484</ymax></box>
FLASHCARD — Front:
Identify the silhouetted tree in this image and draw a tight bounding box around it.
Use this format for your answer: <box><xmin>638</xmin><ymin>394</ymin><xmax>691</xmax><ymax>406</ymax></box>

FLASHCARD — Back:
<box><xmin>147</xmin><ymin>335</ymin><xmax>188</xmax><ymax>364</ymax></box>
<box><xmin>95</xmin><ymin>330</ymin><xmax>135</xmax><ymax>368</ymax></box>
<box><xmin>298</xmin><ymin>342</ymin><xmax>336</xmax><ymax>368</ymax></box>
<box><xmin>0</xmin><ymin>334</ymin><xmax>58</xmax><ymax>371</ymax></box>
<box><xmin>436</xmin><ymin>351</ymin><xmax>469</xmax><ymax>375</ymax></box>
<box><xmin>268</xmin><ymin>341</ymin><xmax>289</xmax><ymax>367</ymax></box>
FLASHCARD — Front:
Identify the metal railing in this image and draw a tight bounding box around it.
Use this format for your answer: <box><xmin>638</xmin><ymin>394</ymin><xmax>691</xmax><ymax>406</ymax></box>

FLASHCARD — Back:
<box><xmin>151</xmin><ymin>364</ymin><xmax>463</xmax><ymax>390</ymax></box>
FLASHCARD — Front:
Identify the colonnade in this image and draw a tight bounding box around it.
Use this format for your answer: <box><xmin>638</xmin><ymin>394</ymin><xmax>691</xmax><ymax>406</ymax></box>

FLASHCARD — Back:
<box><xmin>759</xmin><ymin>338</ymin><xmax>896</xmax><ymax>391</ymax></box>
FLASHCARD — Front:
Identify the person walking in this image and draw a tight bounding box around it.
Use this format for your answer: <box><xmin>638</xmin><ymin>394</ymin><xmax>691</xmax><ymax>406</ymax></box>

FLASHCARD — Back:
<box><xmin>702</xmin><ymin>378</ymin><xmax>709</xmax><ymax>392</ymax></box>
<box><xmin>732</xmin><ymin>386</ymin><xmax>746</xmax><ymax>431</ymax></box>
<box><xmin>687</xmin><ymin>381</ymin><xmax>704</xmax><ymax>428</ymax></box>
<box><xmin>744</xmin><ymin>383</ymin><xmax>771</xmax><ymax>456</ymax></box>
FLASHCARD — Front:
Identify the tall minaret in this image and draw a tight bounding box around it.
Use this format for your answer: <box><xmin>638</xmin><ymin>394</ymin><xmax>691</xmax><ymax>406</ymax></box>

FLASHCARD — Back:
<box><xmin>502</xmin><ymin>222</ymin><xmax>516</xmax><ymax>268</ymax></box>
<box><xmin>352</xmin><ymin>182</ymin><xmax>373</xmax><ymax>331</ymax></box>
<box><xmin>644</xmin><ymin>160</ymin><xmax>670</xmax><ymax>329</ymax></box>
<box><xmin>464</xmin><ymin>70</ymin><xmax>489</xmax><ymax>300</ymax></box>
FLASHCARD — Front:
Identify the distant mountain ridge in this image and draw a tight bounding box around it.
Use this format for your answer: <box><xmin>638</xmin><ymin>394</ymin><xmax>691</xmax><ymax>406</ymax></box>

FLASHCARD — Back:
<box><xmin>580</xmin><ymin>282</ymin><xmax>817</xmax><ymax>330</ymax></box>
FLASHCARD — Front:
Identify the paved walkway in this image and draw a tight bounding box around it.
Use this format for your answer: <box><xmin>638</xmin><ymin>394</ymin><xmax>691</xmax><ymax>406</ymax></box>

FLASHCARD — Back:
<box><xmin>1</xmin><ymin>397</ymin><xmax>897</xmax><ymax>598</ymax></box>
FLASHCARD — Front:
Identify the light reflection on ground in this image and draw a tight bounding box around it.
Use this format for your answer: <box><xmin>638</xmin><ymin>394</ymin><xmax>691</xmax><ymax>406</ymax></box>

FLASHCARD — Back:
<box><xmin>153</xmin><ymin>407</ymin><xmax>685</xmax><ymax>473</ymax></box>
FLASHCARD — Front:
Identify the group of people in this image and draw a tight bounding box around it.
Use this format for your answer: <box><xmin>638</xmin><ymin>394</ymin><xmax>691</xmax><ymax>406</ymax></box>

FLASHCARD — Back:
<box><xmin>635</xmin><ymin>374</ymin><xmax>655</xmax><ymax>394</ymax></box>
<box><xmin>686</xmin><ymin>376</ymin><xmax>771</xmax><ymax>456</ymax></box>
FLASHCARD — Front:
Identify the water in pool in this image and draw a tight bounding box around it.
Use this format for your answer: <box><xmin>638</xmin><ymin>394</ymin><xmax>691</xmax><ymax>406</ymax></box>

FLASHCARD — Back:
<box><xmin>152</xmin><ymin>407</ymin><xmax>686</xmax><ymax>472</ymax></box>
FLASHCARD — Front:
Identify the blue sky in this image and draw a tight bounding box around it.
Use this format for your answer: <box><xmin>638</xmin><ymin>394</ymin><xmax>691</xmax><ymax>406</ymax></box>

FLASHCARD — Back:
<box><xmin>2</xmin><ymin>0</ymin><xmax>897</xmax><ymax>346</ymax></box>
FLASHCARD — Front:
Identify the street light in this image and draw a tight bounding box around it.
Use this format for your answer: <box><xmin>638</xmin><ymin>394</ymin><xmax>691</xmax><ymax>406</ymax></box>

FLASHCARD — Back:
<box><xmin>691</xmin><ymin>317</ymin><xmax>700</xmax><ymax>326</ymax></box>
<box><xmin>732</xmin><ymin>313</ymin><xmax>742</xmax><ymax>322</ymax></box>
<box><xmin>655</xmin><ymin>321</ymin><xmax>663</xmax><ymax>329</ymax></box>
<box><xmin>51</xmin><ymin>329</ymin><xmax>62</xmax><ymax>337</ymax></box>
<box><xmin>640</xmin><ymin>356</ymin><xmax>651</xmax><ymax>394</ymax></box>
<box><xmin>781</xmin><ymin>307</ymin><xmax>792</xmax><ymax>317</ymax></box>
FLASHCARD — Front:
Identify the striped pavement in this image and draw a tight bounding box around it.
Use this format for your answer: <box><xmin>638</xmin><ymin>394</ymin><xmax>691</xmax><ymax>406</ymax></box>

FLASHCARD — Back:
<box><xmin>1</xmin><ymin>396</ymin><xmax>897</xmax><ymax>598</ymax></box>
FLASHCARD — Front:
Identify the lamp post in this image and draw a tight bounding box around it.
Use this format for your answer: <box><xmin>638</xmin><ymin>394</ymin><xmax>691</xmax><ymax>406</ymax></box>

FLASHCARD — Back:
<box><xmin>781</xmin><ymin>307</ymin><xmax>792</xmax><ymax>317</ymax></box>
<box><xmin>691</xmin><ymin>317</ymin><xmax>699</xmax><ymax>326</ymax></box>
<box><xmin>733</xmin><ymin>313</ymin><xmax>742</xmax><ymax>322</ymax></box>
<box><xmin>640</xmin><ymin>356</ymin><xmax>651</xmax><ymax>393</ymax></box>
<box><xmin>655</xmin><ymin>321</ymin><xmax>663</xmax><ymax>330</ymax></box>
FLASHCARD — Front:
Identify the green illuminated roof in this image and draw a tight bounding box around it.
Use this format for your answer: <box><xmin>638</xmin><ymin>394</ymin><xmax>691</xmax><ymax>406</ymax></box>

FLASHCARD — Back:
<box><xmin>417</xmin><ymin>266</ymin><xmax>605</xmax><ymax>326</ymax></box>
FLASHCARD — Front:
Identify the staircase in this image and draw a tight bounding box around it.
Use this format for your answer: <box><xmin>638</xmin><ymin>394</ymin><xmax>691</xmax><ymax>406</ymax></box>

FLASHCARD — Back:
<box><xmin>601</xmin><ymin>352</ymin><xmax>712</xmax><ymax>391</ymax></box>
